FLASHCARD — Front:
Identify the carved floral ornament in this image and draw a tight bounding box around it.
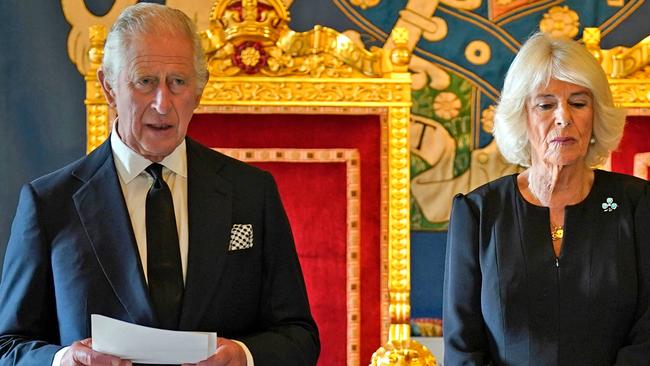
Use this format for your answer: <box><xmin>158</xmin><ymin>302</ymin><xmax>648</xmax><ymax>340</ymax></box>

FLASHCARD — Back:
<box><xmin>201</xmin><ymin>81</ymin><xmax>409</xmax><ymax>104</ymax></box>
<box><xmin>232</xmin><ymin>41</ymin><xmax>268</xmax><ymax>74</ymax></box>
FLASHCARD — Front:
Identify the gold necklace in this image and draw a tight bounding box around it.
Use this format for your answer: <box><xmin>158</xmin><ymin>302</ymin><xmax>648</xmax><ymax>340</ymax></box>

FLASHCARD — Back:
<box><xmin>551</xmin><ymin>225</ymin><xmax>564</xmax><ymax>241</ymax></box>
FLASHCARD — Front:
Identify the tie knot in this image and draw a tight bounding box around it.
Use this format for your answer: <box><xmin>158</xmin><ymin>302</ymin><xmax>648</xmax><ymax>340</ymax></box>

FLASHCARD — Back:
<box><xmin>146</xmin><ymin>163</ymin><xmax>164</xmax><ymax>181</ymax></box>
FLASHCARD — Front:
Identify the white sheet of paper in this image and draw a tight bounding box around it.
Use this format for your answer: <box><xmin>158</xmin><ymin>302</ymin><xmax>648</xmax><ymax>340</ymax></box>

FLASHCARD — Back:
<box><xmin>91</xmin><ymin>314</ymin><xmax>216</xmax><ymax>364</ymax></box>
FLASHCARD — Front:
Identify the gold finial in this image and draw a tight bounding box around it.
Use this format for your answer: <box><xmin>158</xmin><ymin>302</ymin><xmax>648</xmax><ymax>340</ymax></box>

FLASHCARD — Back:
<box><xmin>88</xmin><ymin>25</ymin><xmax>106</xmax><ymax>73</ymax></box>
<box><xmin>582</xmin><ymin>27</ymin><xmax>601</xmax><ymax>46</ymax></box>
<box><xmin>390</xmin><ymin>27</ymin><xmax>410</xmax><ymax>68</ymax></box>
<box><xmin>370</xmin><ymin>340</ymin><xmax>437</xmax><ymax>366</ymax></box>
<box><xmin>582</xmin><ymin>27</ymin><xmax>602</xmax><ymax>63</ymax></box>
<box><xmin>392</xmin><ymin>27</ymin><xmax>408</xmax><ymax>46</ymax></box>
<box><xmin>242</xmin><ymin>0</ymin><xmax>258</xmax><ymax>21</ymax></box>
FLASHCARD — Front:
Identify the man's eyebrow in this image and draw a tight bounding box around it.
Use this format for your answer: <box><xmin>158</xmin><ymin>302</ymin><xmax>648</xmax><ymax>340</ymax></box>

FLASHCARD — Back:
<box><xmin>128</xmin><ymin>54</ymin><xmax>193</xmax><ymax>63</ymax></box>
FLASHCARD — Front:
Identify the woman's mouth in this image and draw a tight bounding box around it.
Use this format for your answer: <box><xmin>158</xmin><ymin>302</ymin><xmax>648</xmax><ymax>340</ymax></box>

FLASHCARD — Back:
<box><xmin>550</xmin><ymin>136</ymin><xmax>575</xmax><ymax>144</ymax></box>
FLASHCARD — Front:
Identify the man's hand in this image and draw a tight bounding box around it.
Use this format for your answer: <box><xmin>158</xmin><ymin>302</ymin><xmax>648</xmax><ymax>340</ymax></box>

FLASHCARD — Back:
<box><xmin>182</xmin><ymin>337</ymin><xmax>247</xmax><ymax>366</ymax></box>
<box><xmin>61</xmin><ymin>338</ymin><xmax>131</xmax><ymax>366</ymax></box>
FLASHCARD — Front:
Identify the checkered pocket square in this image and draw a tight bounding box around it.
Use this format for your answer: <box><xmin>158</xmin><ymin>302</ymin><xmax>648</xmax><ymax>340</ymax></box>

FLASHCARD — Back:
<box><xmin>229</xmin><ymin>224</ymin><xmax>253</xmax><ymax>250</ymax></box>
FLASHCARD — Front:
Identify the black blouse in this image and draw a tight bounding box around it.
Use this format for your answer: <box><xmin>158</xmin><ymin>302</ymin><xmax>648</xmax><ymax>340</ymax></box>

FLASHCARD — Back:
<box><xmin>443</xmin><ymin>170</ymin><xmax>650</xmax><ymax>365</ymax></box>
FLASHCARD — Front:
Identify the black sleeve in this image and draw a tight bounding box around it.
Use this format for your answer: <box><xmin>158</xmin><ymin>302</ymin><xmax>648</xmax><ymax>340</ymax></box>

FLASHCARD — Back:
<box><xmin>443</xmin><ymin>193</ymin><xmax>491</xmax><ymax>365</ymax></box>
<box><xmin>0</xmin><ymin>184</ymin><xmax>61</xmax><ymax>365</ymax></box>
<box><xmin>615</xmin><ymin>183</ymin><xmax>650</xmax><ymax>365</ymax></box>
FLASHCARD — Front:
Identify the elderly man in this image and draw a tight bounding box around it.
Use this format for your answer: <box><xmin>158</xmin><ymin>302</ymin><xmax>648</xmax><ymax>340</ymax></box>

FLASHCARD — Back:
<box><xmin>0</xmin><ymin>3</ymin><xmax>319</xmax><ymax>366</ymax></box>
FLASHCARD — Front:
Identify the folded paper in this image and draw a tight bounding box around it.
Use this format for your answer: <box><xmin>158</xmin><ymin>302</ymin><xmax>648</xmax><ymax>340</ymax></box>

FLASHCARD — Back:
<box><xmin>91</xmin><ymin>314</ymin><xmax>216</xmax><ymax>364</ymax></box>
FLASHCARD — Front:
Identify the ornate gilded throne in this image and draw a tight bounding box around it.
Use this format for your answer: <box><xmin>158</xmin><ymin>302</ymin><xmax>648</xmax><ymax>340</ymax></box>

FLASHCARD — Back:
<box><xmin>583</xmin><ymin>29</ymin><xmax>650</xmax><ymax>180</ymax></box>
<box><xmin>83</xmin><ymin>0</ymin><xmax>435</xmax><ymax>365</ymax></box>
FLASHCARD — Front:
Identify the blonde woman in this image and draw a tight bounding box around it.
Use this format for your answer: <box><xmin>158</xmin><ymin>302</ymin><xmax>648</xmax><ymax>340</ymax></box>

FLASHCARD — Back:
<box><xmin>443</xmin><ymin>33</ymin><xmax>650</xmax><ymax>365</ymax></box>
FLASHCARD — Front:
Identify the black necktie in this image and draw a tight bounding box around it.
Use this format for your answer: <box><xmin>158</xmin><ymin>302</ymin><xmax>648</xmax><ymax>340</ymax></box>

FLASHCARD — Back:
<box><xmin>145</xmin><ymin>163</ymin><xmax>183</xmax><ymax>329</ymax></box>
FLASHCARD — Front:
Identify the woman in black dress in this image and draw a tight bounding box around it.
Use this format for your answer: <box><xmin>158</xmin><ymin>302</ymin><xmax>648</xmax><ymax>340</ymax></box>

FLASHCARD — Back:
<box><xmin>443</xmin><ymin>32</ymin><xmax>650</xmax><ymax>365</ymax></box>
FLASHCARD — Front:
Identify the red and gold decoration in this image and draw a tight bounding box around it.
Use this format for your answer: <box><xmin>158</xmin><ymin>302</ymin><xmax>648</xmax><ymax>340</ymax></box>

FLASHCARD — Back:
<box><xmin>232</xmin><ymin>40</ymin><xmax>268</xmax><ymax>74</ymax></box>
<box><xmin>202</xmin><ymin>0</ymin><xmax>392</xmax><ymax>78</ymax></box>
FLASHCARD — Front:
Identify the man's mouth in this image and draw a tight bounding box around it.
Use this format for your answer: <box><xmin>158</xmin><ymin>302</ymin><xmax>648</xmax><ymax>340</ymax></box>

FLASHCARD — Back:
<box><xmin>147</xmin><ymin>124</ymin><xmax>173</xmax><ymax>131</ymax></box>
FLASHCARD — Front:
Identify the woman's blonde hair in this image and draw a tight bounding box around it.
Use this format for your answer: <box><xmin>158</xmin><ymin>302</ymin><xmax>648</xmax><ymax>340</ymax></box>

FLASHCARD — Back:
<box><xmin>493</xmin><ymin>32</ymin><xmax>625</xmax><ymax>167</ymax></box>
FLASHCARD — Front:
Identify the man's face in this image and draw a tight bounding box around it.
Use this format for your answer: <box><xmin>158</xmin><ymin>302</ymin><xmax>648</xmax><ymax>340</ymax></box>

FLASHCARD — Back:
<box><xmin>101</xmin><ymin>33</ymin><xmax>202</xmax><ymax>162</ymax></box>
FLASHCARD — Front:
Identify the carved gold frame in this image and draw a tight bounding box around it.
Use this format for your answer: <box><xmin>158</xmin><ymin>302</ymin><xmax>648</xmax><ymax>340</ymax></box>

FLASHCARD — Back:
<box><xmin>583</xmin><ymin>28</ymin><xmax>650</xmax><ymax>178</ymax></box>
<box><xmin>583</xmin><ymin>27</ymin><xmax>650</xmax><ymax>112</ymax></box>
<box><xmin>84</xmin><ymin>0</ymin><xmax>433</xmax><ymax>364</ymax></box>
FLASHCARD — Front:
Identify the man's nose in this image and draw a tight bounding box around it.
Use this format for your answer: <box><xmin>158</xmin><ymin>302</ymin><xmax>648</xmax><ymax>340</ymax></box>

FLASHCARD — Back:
<box><xmin>151</xmin><ymin>84</ymin><xmax>172</xmax><ymax>115</ymax></box>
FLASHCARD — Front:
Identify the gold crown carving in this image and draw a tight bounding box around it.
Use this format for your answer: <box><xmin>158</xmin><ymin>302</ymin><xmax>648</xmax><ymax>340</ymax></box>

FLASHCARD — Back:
<box><xmin>201</xmin><ymin>0</ymin><xmax>410</xmax><ymax>77</ymax></box>
<box><xmin>208</xmin><ymin>0</ymin><xmax>288</xmax><ymax>46</ymax></box>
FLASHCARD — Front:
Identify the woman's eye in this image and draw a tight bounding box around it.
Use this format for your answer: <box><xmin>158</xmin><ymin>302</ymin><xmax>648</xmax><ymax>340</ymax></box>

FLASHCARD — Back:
<box><xmin>536</xmin><ymin>103</ymin><xmax>554</xmax><ymax>111</ymax></box>
<box><xmin>570</xmin><ymin>101</ymin><xmax>587</xmax><ymax>108</ymax></box>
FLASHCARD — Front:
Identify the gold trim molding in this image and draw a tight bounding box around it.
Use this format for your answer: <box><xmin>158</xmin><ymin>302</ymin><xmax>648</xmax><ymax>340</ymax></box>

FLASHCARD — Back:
<box><xmin>201</xmin><ymin>78</ymin><xmax>411</xmax><ymax>106</ymax></box>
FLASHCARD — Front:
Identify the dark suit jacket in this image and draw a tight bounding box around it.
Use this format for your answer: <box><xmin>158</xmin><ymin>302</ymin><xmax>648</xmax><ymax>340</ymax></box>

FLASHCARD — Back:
<box><xmin>0</xmin><ymin>137</ymin><xmax>320</xmax><ymax>365</ymax></box>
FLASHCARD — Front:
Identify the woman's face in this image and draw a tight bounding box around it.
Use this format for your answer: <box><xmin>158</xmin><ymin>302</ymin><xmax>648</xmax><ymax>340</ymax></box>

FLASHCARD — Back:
<box><xmin>526</xmin><ymin>78</ymin><xmax>594</xmax><ymax>167</ymax></box>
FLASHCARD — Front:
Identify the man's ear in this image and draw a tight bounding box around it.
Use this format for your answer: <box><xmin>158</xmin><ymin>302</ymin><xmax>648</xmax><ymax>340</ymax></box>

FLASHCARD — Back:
<box><xmin>194</xmin><ymin>92</ymin><xmax>202</xmax><ymax>108</ymax></box>
<box><xmin>193</xmin><ymin>76</ymin><xmax>208</xmax><ymax>108</ymax></box>
<box><xmin>98</xmin><ymin>68</ymin><xmax>116</xmax><ymax>108</ymax></box>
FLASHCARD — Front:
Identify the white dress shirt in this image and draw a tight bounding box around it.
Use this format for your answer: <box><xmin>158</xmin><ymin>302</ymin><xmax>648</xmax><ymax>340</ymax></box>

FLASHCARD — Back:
<box><xmin>52</xmin><ymin>124</ymin><xmax>254</xmax><ymax>365</ymax></box>
<box><xmin>110</xmin><ymin>126</ymin><xmax>190</xmax><ymax>284</ymax></box>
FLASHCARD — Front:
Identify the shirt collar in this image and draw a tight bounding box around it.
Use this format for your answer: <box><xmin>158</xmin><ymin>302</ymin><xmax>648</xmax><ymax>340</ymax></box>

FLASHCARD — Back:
<box><xmin>110</xmin><ymin>119</ymin><xmax>188</xmax><ymax>184</ymax></box>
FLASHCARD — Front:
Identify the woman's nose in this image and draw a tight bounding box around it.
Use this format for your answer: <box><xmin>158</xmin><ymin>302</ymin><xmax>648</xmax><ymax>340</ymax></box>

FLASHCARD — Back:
<box><xmin>555</xmin><ymin>103</ymin><xmax>572</xmax><ymax>127</ymax></box>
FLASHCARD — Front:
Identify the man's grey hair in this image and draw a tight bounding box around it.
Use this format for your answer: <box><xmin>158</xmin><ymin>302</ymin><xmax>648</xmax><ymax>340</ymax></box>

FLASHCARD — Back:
<box><xmin>101</xmin><ymin>3</ymin><xmax>209</xmax><ymax>94</ymax></box>
<box><xmin>493</xmin><ymin>32</ymin><xmax>626</xmax><ymax>168</ymax></box>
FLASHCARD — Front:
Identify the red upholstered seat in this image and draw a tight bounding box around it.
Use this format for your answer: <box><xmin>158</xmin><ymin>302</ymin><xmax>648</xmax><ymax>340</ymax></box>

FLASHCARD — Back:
<box><xmin>189</xmin><ymin>113</ymin><xmax>385</xmax><ymax>365</ymax></box>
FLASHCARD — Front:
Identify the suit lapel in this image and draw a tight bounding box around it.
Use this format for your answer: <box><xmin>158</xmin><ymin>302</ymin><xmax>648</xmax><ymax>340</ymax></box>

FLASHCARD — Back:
<box><xmin>179</xmin><ymin>140</ymin><xmax>232</xmax><ymax>330</ymax></box>
<box><xmin>72</xmin><ymin>140</ymin><xmax>156</xmax><ymax>326</ymax></box>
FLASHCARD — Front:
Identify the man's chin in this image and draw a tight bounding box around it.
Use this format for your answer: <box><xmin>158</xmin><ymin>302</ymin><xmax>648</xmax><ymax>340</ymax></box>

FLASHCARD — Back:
<box><xmin>140</xmin><ymin>146</ymin><xmax>177</xmax><ymax>162</ymax></box>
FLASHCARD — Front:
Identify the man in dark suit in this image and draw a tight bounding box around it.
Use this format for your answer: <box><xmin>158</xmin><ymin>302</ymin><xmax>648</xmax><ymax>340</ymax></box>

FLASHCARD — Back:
<box><xmin>0</xmin><ymin>3</ymin><xmax>319</xmax><ymax>366</ymax></box>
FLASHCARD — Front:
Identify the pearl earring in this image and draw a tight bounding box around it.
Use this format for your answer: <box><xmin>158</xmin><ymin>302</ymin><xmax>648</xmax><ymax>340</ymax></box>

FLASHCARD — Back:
<box><xmin>590</xmin><ymin>136</ymin><xmax>596</xmax><ymax>145</ymax></box>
